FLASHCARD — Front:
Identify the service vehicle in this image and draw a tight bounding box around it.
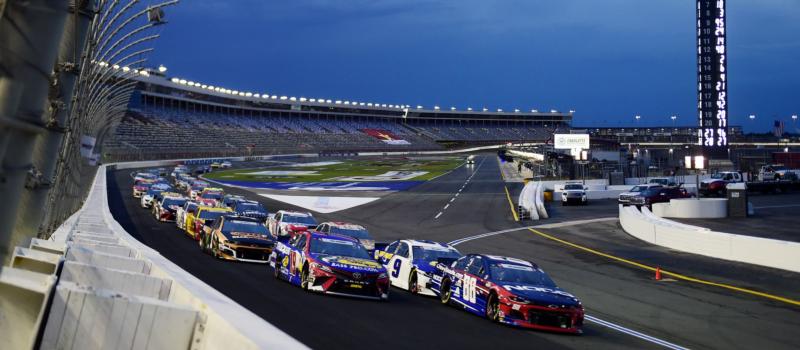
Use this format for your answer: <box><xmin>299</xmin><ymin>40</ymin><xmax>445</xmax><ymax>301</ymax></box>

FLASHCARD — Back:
<box><xmin>231</xmin><ymin>200</ymin><xmax>269</xmax><ymax>221</ymax></box>
<box><xmin>268</xmin><ymin>210</ymin><xmax>318</xmax><ymax>239</ymax></box>
<box><xmin>316</xmin><ymin>222</ymin><xmax>376</xmax><ymax>252</ymax></box>
<box><xmin>759</xmin><ymin>164</ymin><xmax>799</xmax><ymax>181</ymax></box>
<box><xmin>153</xmin><ymin>196</ymin><xmax>188</xmax><ymax>222</ymax></box>
<box><xmin>699</xmin><ymin>171</ymin><xmax>742</xmax><ymax>197</ymax></box>
<box><xmin>186</xmin><ymin>206</ymin><xmax>232</xmax><ymax>240</ymax></box>
<box><xmin>561</xmin><ymin>183</ymin><xmax>588</xmax><ymax>205</ymax></box>
<box><xmin>210</xmin><ymin>162</ymin><xmax>221</xmax><ymax>169</ymax></box>
<box><xmin>629</xmin><ymin>186</ymin><xmax>692</xmax><ymax>207</ymax></box>
<box><xmin>200</xmin><ymin>215</ymin><xmax>275</xmax><ymax>262</ymax></box>
<box><xmin>618</xmin><ymin>184</ymin><xmax>663</xmax><ymax>205</ymax></box>
<box><xmin>374</xmin><ymin>240</ymin><xmax>461</xmax><ymax>295</ymax></box>
<box><xmin>648</xmin><ymin>177</ymin><xmax>676</xmax><ymax>186</ymax></box>
<box><xmin>429</xmin><ymin>254</ymin><xmax>584</xmax><ymax>333</ymax></box>
<box><xmin>176</xmin><ymin>201</ymin><xmax>199</xmax><ymax>230</ymax></box>
<box><xmin>466</xmin><ymin>155</ymin><xmax>476</xmax><ymax>164</ymax></box>
<box><xmin>270</xmin><ymin>231</ymin><xmax>390</xmax><ymax>300</ymax></box>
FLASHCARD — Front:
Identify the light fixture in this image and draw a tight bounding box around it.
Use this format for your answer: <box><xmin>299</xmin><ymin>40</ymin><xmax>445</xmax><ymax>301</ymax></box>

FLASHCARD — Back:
<box><xmin>158</xmin><ymin>65</ymin><xmax>167</xmax><ymax>73</ymax></box>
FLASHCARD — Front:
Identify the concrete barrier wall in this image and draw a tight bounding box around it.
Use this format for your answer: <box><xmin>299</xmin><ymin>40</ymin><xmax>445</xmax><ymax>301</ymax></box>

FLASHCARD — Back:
<box><xmin>652</xmin><ymin>198</ymin><xmax>727</xmax><ymax>219</ymax></box>
<box><xmin>619</xmin><ymin>205</ymin><xmax>800</xmax><ymax>273</ymax></box>
<box><xmin>39</xmin><ymin>165</ymin><xmax>308</xmax><ymax>349</ymax></box>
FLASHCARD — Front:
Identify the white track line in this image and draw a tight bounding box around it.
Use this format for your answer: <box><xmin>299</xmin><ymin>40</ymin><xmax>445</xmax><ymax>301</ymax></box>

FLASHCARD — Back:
<box><xmin>585</xmin><ymin>315</ymin><xmax>690</xmax><ymax>350</ymax></box>
<box><xmin>434</xmin><ymin>212</ymin><xmax>443</xmax><ymax>219</ymax></box>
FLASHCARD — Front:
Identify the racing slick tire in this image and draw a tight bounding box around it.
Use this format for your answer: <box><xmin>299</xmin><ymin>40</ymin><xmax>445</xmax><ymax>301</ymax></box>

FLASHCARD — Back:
<box><xmin>439</xmin><ymin>278</ymin><xmax>452</xmax><ymax>305</ymax></box>
<box><xmin>301</xmin><ymin>266</ymin><xmax>311</xmax><ymax>291</ymax></box>
<box><xmin>408</xmin><ymin>270</ymin><xmax>419</xmax><ymax>294</ymax></box>
<box><xmin>211</xmin><ymin>236</ymin><xmax>220</xmax><ymax>259</ymax></box>
<box><xmin>273</xmin><ymin>261</ymin><xmax>281</xmax><ymax>280</ymax></box>
<box><xmin>486</xmin><ymin>293</ymin><xmax>501</xmax><ymax>322</ymax></box>
<box><xmin>199</xmin><ymin>234</ymin><xmax>208</xmax><ymax>254</ymax></box>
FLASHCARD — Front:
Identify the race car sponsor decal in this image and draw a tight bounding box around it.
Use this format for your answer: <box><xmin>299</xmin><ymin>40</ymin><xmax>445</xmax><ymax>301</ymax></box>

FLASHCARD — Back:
<box><xmin>276</xmin><ymin>243</ymin><xmax>292</xmax><ymax>255</ymax></box>
<box><xmin>229</xmin><ymin>232</ymin><xmax>270</xmax><ymax>241</ymax></box>
<box><xmin>502</xmin><ymin>285</ymin><xmax>576</xmax><ymax>298</ymax></box>
<box><xmin>282</xmin><ymin>256</ymin><xmax>289</xmax><ymax>267</ymax></box>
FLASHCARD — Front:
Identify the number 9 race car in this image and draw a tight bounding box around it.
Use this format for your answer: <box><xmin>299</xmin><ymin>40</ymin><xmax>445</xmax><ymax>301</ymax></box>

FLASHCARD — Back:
<box><xmin>430</xmin><ymin>254</ymin><xmax>584</xmax><ymax>334</ymax></box>
<box><xmin>270</xmin><ymin>231</ymin><xmax>389</xmax><ymax>300</ymax></box>
<box><xmin>374</xmin><ymin>239</ymin><xmax>461</xmax><ymax>295</ymax></box>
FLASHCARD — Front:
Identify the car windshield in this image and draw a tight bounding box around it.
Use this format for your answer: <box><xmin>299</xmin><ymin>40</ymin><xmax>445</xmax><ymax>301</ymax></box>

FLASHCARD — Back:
<box><xmin>489</xmin><ymin>263</ymin><xmax>556</xmax><ymax>287</ymax></box>
<box><xmin>198</xmin><ymin>210</ymin><xmax>227</xmax><ymax>220</ymax></box>
<box><xmin>309</xmin><ymin>237</ymin><xmax>371</xmax><ymax>259</ymax></box>
<box><xmin>330</xmin><ymin>227</ymin><xmax>371</xmax><ymax>239</ymax></box>
<box><xmin>564</xmin><ymin>184</ymin><xmax>583</xmax><ymax>190</ymax></box>
<box><xmin>222</xmin><ymin>220</ymin><xmax>268</xmax><ymax>235</ymax></box>
<box><xmin>163</xmin><ymin>198</ymin><xmax>186</xmax><ymax>207</ymax></box>
<box><xmin>711</xmin><ymin>173</ymin><xmax>724</xmax><ymax>179</ymax></box>
<box><xmin>412</xmin><ymin>246</ymin><xmax>461</xmax><ymax>261</ymax></box>
<box><xmin>284</xmin><ymin>214</ymin><xmax>317</xmax><ymax>225</ymax></box>
<box><xmin>630</xmin><ymin>185</ymin><xmax>652</xmax><ymax>192</ymax></box>
<box><xmin>237</xmin><ymin>203</ymin><xmax>264</xmax><ymax>212</ymax></box>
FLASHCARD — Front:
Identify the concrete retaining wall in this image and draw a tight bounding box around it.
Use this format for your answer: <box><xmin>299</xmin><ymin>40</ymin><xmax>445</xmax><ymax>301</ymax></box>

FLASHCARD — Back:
<box><xmin>652</xmin><ymin>198</ymin><xmax>727</xmax><ymax>218</ymax></box>
<box><xmin>619</xmin><ymin>205</ymin><xmax>800</xmax><ymax>273</ymax></box>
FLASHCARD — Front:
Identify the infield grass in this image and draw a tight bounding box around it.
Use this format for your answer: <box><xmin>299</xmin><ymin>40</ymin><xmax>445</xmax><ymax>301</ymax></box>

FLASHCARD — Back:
<box><xmin>203</xmin><ymin>157</ymin><xmax>465</xmax><ymax>182</ymax></box>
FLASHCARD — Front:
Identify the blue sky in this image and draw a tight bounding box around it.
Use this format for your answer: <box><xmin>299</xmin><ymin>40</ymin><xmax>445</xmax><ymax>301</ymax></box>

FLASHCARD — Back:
<box><xmin>150</xmin><ymin>0</ymin><xmax>799</xmax><ymax>132</ymax></box>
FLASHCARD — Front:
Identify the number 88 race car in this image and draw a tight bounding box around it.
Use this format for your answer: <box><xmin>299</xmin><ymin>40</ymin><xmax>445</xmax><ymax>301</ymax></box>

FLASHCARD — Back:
<box><xmin>429</xmin><ymin>254</ymin><xmax>584</xmax><ymax>334</ymax></box>
<box><xmin>374</xmin><ymin>239</ymin><xmax>461</xmax><ymax>296</ymax></box>
<box><xmin>270</xmin><ymin>231</ymin><xmax>390</xmax><ymax>300</ymax></box>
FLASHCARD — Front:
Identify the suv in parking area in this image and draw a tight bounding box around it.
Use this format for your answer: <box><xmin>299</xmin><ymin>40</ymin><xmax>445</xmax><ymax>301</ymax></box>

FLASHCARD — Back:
<box><xmin>629</xmin><ymin>186</ymin><xmax>692</xmax><ymax>208</ymax></box>
<box><xmin>561</xmin><ymin>183</ymin><xmax>588</xmax><ymax>205</ymax></box>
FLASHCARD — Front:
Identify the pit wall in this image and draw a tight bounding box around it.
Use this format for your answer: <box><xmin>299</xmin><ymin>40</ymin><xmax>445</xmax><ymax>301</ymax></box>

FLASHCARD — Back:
<box><xmin>618</xmin><ymin>205</ymin><xmax>800</xmax><ymax>273</ymax></box>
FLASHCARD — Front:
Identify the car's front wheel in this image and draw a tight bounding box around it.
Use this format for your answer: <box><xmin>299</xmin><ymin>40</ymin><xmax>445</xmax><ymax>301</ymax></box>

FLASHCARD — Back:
<box><xmin>300</xmin><ymin>266</ymin><xmax>311</xmax><ymax>291</ymax></box>
<box><xmin>408</xmin><ymin>271</ymin><xmax>419</xmax><ymax>294</ymax></box>
<box><xmin>440</xmin><ymin>278</ymin><xmax>452</xmax><ymax>304</ymax></box>
<box><xmin>486</xmin><ymin>293</ymin><xmax>501</xmax><ymax>322</ymax></box>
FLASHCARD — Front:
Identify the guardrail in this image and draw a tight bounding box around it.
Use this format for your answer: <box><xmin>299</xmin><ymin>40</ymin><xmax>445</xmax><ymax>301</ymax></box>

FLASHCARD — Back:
<box><xmin>518</xmin><ymin>181</ymin><xmax>548</xmax><ymax>220</ymax></box>
<box><xmin>1</xmin><ymin>165</ymin><xmax>307</xmax><ymax>349</ymax></box>
<box><xmin>619</xmin><ymin>204</ymin><xmax>800</xmax><ymax>273</ymax></box>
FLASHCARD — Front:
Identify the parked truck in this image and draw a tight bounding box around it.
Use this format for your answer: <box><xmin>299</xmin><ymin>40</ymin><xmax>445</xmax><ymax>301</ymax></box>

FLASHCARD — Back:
<box><xmin>700</xmin><ymin>170</ymin><xmax>800</xmax><ymax>197</ymax></box>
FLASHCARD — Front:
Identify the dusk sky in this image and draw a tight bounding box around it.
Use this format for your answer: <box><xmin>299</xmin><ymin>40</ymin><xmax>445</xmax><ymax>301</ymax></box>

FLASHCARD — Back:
<box><xmin>151</xmin><ymin>0</ymin><xmax>799</xmax><ymax>132</ymax></box>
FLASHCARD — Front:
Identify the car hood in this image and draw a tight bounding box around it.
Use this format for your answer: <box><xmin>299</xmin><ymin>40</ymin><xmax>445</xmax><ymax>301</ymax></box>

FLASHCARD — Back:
<box><xmin>223</xmin><ymin>231</ymin><xmax>273</xmax><ymax>245</ymax></box>
<box><xmin>313</xmin><ymin>255</ymin><xmax>384</xmax><ymax>273</ymax></box>
<box><xmin>619</xmin><ymin>191</ymin><xmax>638</xmax><ymax>197</ymax></box>
<box><xmin>500</xmin><ymin>283</ymin><xmax>581</xmax><ymax>307</ymax></box>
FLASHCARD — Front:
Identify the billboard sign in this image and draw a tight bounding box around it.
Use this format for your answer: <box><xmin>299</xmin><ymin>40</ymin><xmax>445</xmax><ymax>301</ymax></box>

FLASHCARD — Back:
<box><xmin>554</xmin><ymin>134</ymin><xmax>589</xmax><ymax>150</ymax></box>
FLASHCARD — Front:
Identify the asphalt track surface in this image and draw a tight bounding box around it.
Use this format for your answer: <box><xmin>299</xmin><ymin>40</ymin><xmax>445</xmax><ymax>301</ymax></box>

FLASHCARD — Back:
<box><xmin>108</xmin><ymin>155</ymin><xmax>800</xmax><ymax>350</ymax></box>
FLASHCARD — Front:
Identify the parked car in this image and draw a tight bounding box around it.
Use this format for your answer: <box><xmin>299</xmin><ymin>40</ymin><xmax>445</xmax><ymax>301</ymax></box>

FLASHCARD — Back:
<box><xmin>759</xmin><ymin>164</ymin><xmax>799</xmax><ymax>181</ymax></box>
<box><xmin>629</xmin><ymin>186</ymin><xmax>692</xmax><ymax>208</ymax></box>
<box><xmin>618</xmin><ymin>184</ymin><xmax>663</xmax><ymax>205</ymax></box>
<box><xmin>699</xmin><ymin>171</ymin><xmax>742</xmax><ymax>197</ymax></box>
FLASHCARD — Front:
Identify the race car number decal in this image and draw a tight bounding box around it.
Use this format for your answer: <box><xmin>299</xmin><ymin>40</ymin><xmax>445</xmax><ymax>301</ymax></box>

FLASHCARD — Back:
<box><xmin>462</xmin><ymin>275</ymin><xmax>477</xmax><ymax>304</ymax></box>
<box><xmin>391</xmin><ymin>259</ymin><xmax>402</xmax><ymax>278</ymax></box>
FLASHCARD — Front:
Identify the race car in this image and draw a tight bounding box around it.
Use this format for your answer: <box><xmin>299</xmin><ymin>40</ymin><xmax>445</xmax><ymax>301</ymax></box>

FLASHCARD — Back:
<box><xmin>220</xmin><ymin>161</ymin><xmax>232</xmax><ymax>169</ymax></box>
<box><xmin>231</xmin><ymin>200</ymin><xmax>269</xmax><ymax>221</ymax></box>
<box><xmin>196</xmin><ymin>197</ymin><xmax>218</xmax><ymax>208</ymax></box>
<box><xmin>316</xmin><ymin>222</ymin><xmax>376</xmax><ymax>252</ymax></box>
<box><xmin>153</xmin><ymin>196</ymin><xmax>188</xmax><ymax>222</ymax></box>
<box><xmin>268</xmin><ymin>210</ymin><xmax>318</xmax><ymax>239</ymax></box>
<box><xmin>140</xmin><ymin>188</ymin><xmax>166</xmax><ymax>209</ymax></box>
<box><xmin>132</xmin><ymin>181</ymin><xmax>153</xmax><ymax>198</ymax></box>
<box><xmin>430</xmin><ymin>254</ymin><xmax>584</xmax><ymax>334</ymax></box>
<box><xmin>185</xmin><ymin>206</ymin><xmax>232</xmax><ymax>240</ymax></box>
<box><xmin>374</xmin><ymin>240</ymin><xmax>461</xmax><ymax>295</ymax></box>
<box><xmin>133</xmin><ymin>172</ymin><xmax>157</xmax><ymax>183</ymax></box>
<box><xmin>187</xmin><ymin>181</ymin><xmax>210</xmax><ymax>199</ymax></box>
<box><xmin>221</xmin><ymin>194</ymin><xmax>246</xmax><ymax>208</ymax></box>
<box><xmin>270</xmin><ymin>231</ymin><xmax>390</xmax><ymax>300</ymax></box>
<box><xmin>200</xmin><ymin>215</ymin><xmax>275</xmax><ymax>263</ymax></box>
<box><xmin>176</xmin><ymin>201</ymin><xmax>199</xmax><ymax>230</ymax></box>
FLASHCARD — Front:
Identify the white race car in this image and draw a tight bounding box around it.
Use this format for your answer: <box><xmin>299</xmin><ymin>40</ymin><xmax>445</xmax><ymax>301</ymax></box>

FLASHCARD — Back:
<box><xmin>267</xmin><ymin>210</ymin><xmax>318</xmax><ymax>239</ymax></box>
<box><xmin>374</xmin><ymin>240</ymin><xmax>461</xmax><ymax>296</ymax></box>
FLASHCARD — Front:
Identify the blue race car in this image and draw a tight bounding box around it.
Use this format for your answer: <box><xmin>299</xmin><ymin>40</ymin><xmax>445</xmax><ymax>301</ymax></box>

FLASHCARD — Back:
<box><xmin>232</xmin><ymin>200</ymin><xmax>269</xmax><ymax>221</ymax></box>
<box><xmin>429</xmin><ymin>254</ymin><xmax>584</xmax><ymax>334</ymax></box>
<box><xmin>270</xmin><ymin>231</ymin><xmax>390</xmax><ymax>300</ymax></box>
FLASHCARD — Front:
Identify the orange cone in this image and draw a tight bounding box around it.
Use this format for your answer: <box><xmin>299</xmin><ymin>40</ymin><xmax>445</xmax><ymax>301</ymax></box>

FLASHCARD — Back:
<box><xmin>655</xmin><ymin>267</ymin><xmax>662</xmax><ymax>281</ymax></box>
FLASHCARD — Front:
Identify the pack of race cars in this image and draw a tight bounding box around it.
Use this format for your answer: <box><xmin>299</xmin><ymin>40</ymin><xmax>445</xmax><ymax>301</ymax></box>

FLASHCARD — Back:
<box><xmin>131</xmin><ymin>165</ymin><xmax>585</xmax><ymax>334</ymax></box>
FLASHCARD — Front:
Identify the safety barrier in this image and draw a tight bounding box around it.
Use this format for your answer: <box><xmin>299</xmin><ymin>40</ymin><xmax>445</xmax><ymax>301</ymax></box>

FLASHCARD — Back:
<box><xmin>619</xmin><ymin>205</ymin><xmax>800</xmax><ymax>273</ymax></box>
<box><xmin>1</xmin><ymin>165</ymin><xmax>307</xmax><ymax>349</ymax></box>
<box><xmin>518</xmin><ymin>181</ymin><xmax>548</xmax><ymax>220</ymax></box>
<box><xmin>651</xmin><ymin>198</ymin><xmax>727</xmax><ymax>218</ymax></box>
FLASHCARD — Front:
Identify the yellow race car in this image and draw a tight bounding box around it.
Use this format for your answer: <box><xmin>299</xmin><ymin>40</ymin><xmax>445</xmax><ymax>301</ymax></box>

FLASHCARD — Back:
<box><xmin>186</xmin><ymin>206</ymin><xmax>232</xmax><ymax>240</ymax></box>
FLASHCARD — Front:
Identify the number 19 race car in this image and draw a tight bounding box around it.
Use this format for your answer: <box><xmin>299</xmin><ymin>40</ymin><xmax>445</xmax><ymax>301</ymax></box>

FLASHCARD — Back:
<box><xmin>374</xmin><ymin>239</ymin><xmax>461</xmax><ymax>295</ymax></box>
<box><xmin>270</xmin><ymin>231</ymin><xmax>389</xmax><ymax>300</ymax></box>
<box><xmin>430</xmin><ymin>254</ymin><xmax>584</xmax><ymax>334</ymax></box>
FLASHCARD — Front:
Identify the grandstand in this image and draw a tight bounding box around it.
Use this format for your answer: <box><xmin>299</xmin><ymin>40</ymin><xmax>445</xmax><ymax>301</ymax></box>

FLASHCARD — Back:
<box><xmin>103</xmin><ymin>73</ymin><xmax>573</xmax><ymax>161</ymax></box>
